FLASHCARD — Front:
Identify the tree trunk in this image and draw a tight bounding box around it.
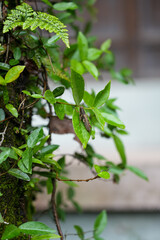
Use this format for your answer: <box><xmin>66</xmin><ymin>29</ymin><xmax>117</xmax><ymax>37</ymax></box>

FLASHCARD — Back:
<box><xmin>0</xmin><ymin>1</ymin><xmax>30</xmax><ymax>239</ymax></box>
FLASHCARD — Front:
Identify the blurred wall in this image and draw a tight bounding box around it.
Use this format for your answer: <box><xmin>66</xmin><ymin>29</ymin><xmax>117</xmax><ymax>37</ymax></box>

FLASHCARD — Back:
<box><xmin>91</xmin><ymin>0</ymin><xmax>160</xmax><ymax>78</ymax></box>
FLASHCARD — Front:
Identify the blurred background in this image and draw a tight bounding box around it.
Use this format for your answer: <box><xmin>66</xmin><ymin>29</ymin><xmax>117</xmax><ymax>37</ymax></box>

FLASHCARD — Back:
<box><xmin>31</xmin><ymin>0</ymin><xmax>160</xmax><ymax>239</ymax></box>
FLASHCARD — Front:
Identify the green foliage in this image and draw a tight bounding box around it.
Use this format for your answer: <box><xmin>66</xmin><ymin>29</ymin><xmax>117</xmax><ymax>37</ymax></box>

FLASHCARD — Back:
<box><xmin>3</xmin><ymin>3</ymin><xmax>69</xmax><ymax>48</ymax></box>
<box><xmin>113</xmin><ymin>135</ymin><xmax>126</xmax><ymax>165</ymax></box>
<box><xmin>127</xmin><ymin>166</ymin><xmax>148</xmax><ymax>181</ymax></box>
<box><xmin>0</xmin><ymin>66</ymin><xmax>25</xmax><ymax>85</ymax></box>
<box><xmin>72</xmin><ymin>108</ymin><xmax>90</xmax><ymax>148</ymax></box>
<box><xmin>2</xmin><ymin>222</ymin><xmax>59</xmax><ymax>239</ymax></box>
<box><xmin>94</xmin><ymin>210</ymin><xmax>107</xmax><ymax>238</ymax></box>
<box><xmin>0</xmin><ymin>0</ymin><xmax>146</xmax><ymax>239</ymax></box>
<box><xmin>71</xmin><ymin>69</ymin><xmax>84</xmax><ymax>105</ymax></box>
<box><xmin>8</xmin><ymin>169</ymin><xmax>30</xmax><ymax>181</ymax></box>
<box><xmin>5</xmin><ymin>104</ymin><xmax>18</xmax><ymax>118</ymax></box>
<box><xmin>19</xmin><ymin>221</ymin><xmax>56</xmax><ymax>235</ymax></box>
<box><xmin>1</xmin><ymin>224</ymin><xmax>20</xmax><ymax>240</ymax></box>
<box><xmin>94</xmin><ymin>81</ymin><xmax>111</xmax><ymax>108</ymax></box>
<box><xmin>53</xmin><ymin>2</ymin><xmax>78</xmax><ymax>11</ymax></box>
<box><xmin>0</xmin><ymin>109</ymin><xmax>5</xmax><ymax>121</ymax></box>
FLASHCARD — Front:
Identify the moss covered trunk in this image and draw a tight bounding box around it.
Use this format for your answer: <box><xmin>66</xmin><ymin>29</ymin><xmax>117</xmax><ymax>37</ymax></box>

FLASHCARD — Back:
<box><xmin>0</xmin><ymin>92</ymin><xmax>30</xmax><ymax>239</ymax></box>
<box><xmin>0</xmin><ymin>1</ymin><xmax>30</xmax><ymax>238</ymax></box>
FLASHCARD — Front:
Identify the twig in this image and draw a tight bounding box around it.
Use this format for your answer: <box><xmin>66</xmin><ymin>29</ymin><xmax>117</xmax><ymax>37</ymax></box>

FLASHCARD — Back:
<box><xmin>5</xmin><ymin>34</ymin><xmax>10</xmax><ymax>63</ymax></box>
<box><xmin>64</xmin><ymin>230</ymin><xmax>94</xmax><ymax>240</ymax></box>
<box><xmin>0</xmin><ymin>116</ymin><xmax>12</xmax><ymax>124</ymax></box>
<box><xmin>51</xmin><ymin>178</ymin><xmax>64</xmax><ymax>240</ymax></box>
<box><xmin>56</xmin><ymin>175</ymin><xmax>100</xmax><ymax>182</ymax></box>
<box><xmin>0</xmin><ymin>121</ymin><xmax>9</xmax><ymax>146</ymax></box>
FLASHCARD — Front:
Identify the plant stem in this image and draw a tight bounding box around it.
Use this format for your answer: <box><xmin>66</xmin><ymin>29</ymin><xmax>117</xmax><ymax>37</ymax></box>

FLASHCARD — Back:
<box><xmin>51</xmin><ymin>178</ymin><xmax>64</xmax><ymax>240</ymax></box>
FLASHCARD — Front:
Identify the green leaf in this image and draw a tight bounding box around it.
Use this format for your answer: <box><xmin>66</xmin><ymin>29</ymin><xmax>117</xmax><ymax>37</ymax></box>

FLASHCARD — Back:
<box><xmin>0</xmin><ymin>108</ymin><xmax>5</xmax><ymax>121</ymax></box>
<box><xmin>20</xmin><ymin>148</ymin><xmax>33</xmax><ymax>173</ymax></box>
<box><xmin>83</xmin><ymin>91</ymin><xmax>94</xmax><ymax>107</ymax></box>
<box><xmin>27</xmin><ymin>128</ymin><xmax>44</xmax><ymax>148</ymax></box>
<box><xmin>72</xmin><ymin>109</ymin><xmax>90</xmax><ymax>148</ymax></box>
<box><xmin>97</xmin><ymin>171</ymin><xmax>110</xmax><ymax>179</ymax></box>
<box><xmin>46</xmin><ymin>178</ymin><xmax>53</xmax><ymax>194</ymax></box>
<box><xmin>3</xmin><ymin>87</ymin><xmax>9</xmax><ymax>104</ymax></box>
<box><xmin>116</xmin><ymin>129</ymin><xmax>129</xmax><ymax>135</ymax></box>
<box><xmin>22</xmin><ymin>90</ymin><xmax>31</xmax><ymax>96</ymax></box>
<box><xmin>53</xmin><ymin>2</ymin><xmax>78</xmax><ymax>11</ymax></box>
<box><xmin>0</xmin><ymin>212</ymin><xmax>4</xmax><ymax>223</ymax></box>
<box><xmin>0</xmin><ymin>76</ymin><xmax>6</xmax><ymax>85</ymax></box>
<box><xmin>53</xmin><ymin>86</ymin><xmax>65</xmax><ymax>98</ymax></box>
<box><xmin>44</xmin><ymin>90</ymin><xmax>56</xmax><ymax>105</ymax></box>
<box><xmin>41</xmin><ymin>0</ymin><xmax>53</xmax><ymax>7</ymax></box>
<box><xmin>83</xmin><ymin>60</ymin><xmax>98</xmax><ymax>80</ymax></box>
<box><xmin>5</xmin><ymin>66</ymin><xmax>25</xmax><ymax>84</ymax></box>
<box><xmin>92</xmin><ymin>108</ymin><xmax>105</xmax><ymax>130</ymax></box>
<box><xmin>2</xmin><ymin>224</ymin><xmax>20</xmax><ymax>240</ymax></box>
<box><xmin>127</xmin><ymin>166</ymin><xmax>148</xmax><ymax>181</ymax></box>
<box><xmin>78</xmin><ymin>32</ymin><xmax>88</xmax><ymax>61</ymax></box>
<box><xmin>9</xmin><ymin>59</ymin><xmax>19</xmax><ymax>66</ymax></box>
<box><xmin>109</xmin><ymin>166</ymin><xmax>123</xmax><ymax>175</ymax></box>
<box><xmin>0</xmin><ymin>62</ymin><xmax>10</xmax><ymax>71</ymax></box>
<box><xmin>19</xmin><ymin>221</ymin><xmax>56</xmax><ymax>235</ymax></box>
<box><xmin>100</xmin><ymin>39</ymin><xmax>111</xmax><ymax>52</ymax></box>
<box><xmin>32</xmin><ymin>158</ymin><xmax>45</xmax><ymax>166</ymax></box>
<box><xmin>31</xmin><ymin>94</ymin><xmax>43</xmax><ymax>99</ymax></box>
<box><xmin>0</xmin><ymin>147</ymin><xmax>18</xmax><ymax>160</ymax></box>
<box><xmin>94</xmin><ymin>164</ymin><xmax>101</xmax><ymax>174</ymax></box>
<box><xmin>13</xmin><ymin>47</ymin><xmax>21</xmax><ymax>60</ymax></box>
<box><xmin>11</xmin><ymin>147</ymin><xmax>23</xmax><ymax>157</ymax></box>
<box><xmin>67</xmin><ymin>187</ymin><xmax>75</xmax><ymax>200</ymax></box>
<box><xmin>54</xmin><ymin>103</ymin><xmax>65</xmax><ymax>120</ymax></box>
<box><xmin>74</xmin><ymin>225</ymin><xmax>84</xmax><ymax>240</ymax></box>
<box><xmin>45</xmin><ymin>35</ymin><xmax>60</xmax><ymax>46</ymax></box>
<box><xmin>8</xmin><ymin>168</ymin><xmax>30</xmax><ymax>181</ymax></box>
<box><xmin>94</xmin><ymin>211</ymin><xmax>107</xmax><ymax>237</ymax></box>
<box><xmin>0</xmin><ymin>149</ymin><xmax>10</xmax><ymax>164</ymax></box>
<box><xmin>101</xmin><ymin>112</ymin><xmax>125</xmax><ymax>129</ymax></box>
<box><xmin>87</xmin><ymin>48</ymin><xmax>102</xmax><ymax>61</ymax></box>
<box><xmin>71</xmin><ymin>59</ymin><xmax>85</xmax><ymax>75</ymax></box>
<box><xmin>31</xmin><ymin>234</ymin><xmax>60</xmax><ymax>240</ymax></box>
<box><xmin>113</xmin><ymin>135</ymin><xmax>126</xmax><ymax>165</ymax></box>
<box><xmin>94</xmin><ymin>81</ymin><xmax>111</xmax><ymax>107</ymax></box>
<box><xmin>41</xmin><ymin>158</ymin><xmax>61</xmax><ymax>169</ymax></box>
<box><xmin>33</xmin><ymin>135</ymin><xmax>50</xmax><ymax>154</ymax></box>
<box><xmin>72</xmin><ymin>200</ymin><xmax>82</xmax><ymax>213</ymax></box>
<box><xmin>71</xmin><ymin>69</ymin><xmax>84</xmax><ymax>105</ymax></box>
<box><xmin>6</xmin><ymin>104</ymin><xmax>18</xmax><ymax>118</ymax></box>
<box><xmin>41</xmin><ymin>145</ymin><xmax>59</xmax><ymax>155</ymax></box>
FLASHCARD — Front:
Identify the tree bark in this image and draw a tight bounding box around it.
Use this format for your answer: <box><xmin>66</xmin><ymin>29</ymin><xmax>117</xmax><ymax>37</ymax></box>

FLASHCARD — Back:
<box><xmin>0</xmin><ymin>1</ymin><xmax>30</xmax><ymax>239</ymax></box>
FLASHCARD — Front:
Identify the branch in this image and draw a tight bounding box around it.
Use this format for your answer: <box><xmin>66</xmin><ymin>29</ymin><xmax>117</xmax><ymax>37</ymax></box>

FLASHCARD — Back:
<box><xmin>56</xmin><ymin>175</ymin><xmax>100</xmax><ymax>182</ymax></box>
<box><xmin>51</xmin><ymin>178</ymin><xmax>64</xmax><ymax>240</ymax></box>
<box><xmin>0</xmin><ymin>121</ymin><xmax>9</xmax><ymax>146</ymax></box>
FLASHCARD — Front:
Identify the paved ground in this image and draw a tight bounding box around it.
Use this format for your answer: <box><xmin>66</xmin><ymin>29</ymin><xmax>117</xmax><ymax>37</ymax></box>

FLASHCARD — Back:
<box><xmin>36</xmin><ymin>212</ymin><xmax>160</xmax><ymax>240</ymax></box>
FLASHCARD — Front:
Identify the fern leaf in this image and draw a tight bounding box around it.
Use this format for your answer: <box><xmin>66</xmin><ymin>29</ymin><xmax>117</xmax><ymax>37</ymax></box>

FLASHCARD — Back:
<box><xmin>23</xmin><ymin>12</ymin><xmax>69</xmax><ymax>48</ymax></box>
<box><xmin>3</xmin><ymin>3</ymin><xmax>69</xmax><ymax>48</ymax></box>
<box><xmin>3</xmin><ymin>3</ymin><xmax>34</xmax><ymax>33</ymax></box>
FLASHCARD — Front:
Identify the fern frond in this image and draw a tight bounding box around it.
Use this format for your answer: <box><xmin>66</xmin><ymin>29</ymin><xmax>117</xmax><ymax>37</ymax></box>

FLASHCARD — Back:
<box><xmin>3</xmin><ymin>3</ymin><xmax>34</xmax><ymax>33</ymax></box>
<box><xmin>23</xmin><ymin>12</ymin><xmax>69</xmax><ymax>48</ymax></box>
<box><xmin>3</xmin><ymin>3</ymin><xmax>69</xmax><ymax>48</ymax></box>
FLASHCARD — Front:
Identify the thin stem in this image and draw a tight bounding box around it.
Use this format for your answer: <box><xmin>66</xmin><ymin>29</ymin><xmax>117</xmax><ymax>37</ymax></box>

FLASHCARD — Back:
<box><xmin>51</xmin><ymin>178</ymin><xmax>64</xmax><ymax>240</ymax></box>
<box><xmin>56</xmin><ymin>175</ymin><xmax>100</xmax><ymax>182</ymax></box>
<box><xmin>0</xmin><ymin>121</ymin><xmax>9</xmax><ymax>146</ymax></box>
